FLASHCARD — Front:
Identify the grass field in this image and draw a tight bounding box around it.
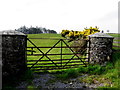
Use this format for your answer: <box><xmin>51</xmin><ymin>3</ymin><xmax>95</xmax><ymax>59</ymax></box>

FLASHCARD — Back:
<box><xmin>108</xmin><ymin>33</ymin><xmax>120</xmax><ymax>50</ymax></box>
<box><xmin>108</xmin><ymin>33</ymin><xmax>120</xmax><ymax>37</ymax></box>
<box><xmin>27</xmin><ymin>33</ymin><xmax>88</xmax><ymax>72</ymax></box>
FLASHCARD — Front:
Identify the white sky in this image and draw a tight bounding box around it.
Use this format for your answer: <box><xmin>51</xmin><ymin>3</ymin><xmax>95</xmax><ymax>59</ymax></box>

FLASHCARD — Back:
<box><xmin>0</xmin><ymin>0</ymin><xmax>119</xmax><ymax>33</ymax></box>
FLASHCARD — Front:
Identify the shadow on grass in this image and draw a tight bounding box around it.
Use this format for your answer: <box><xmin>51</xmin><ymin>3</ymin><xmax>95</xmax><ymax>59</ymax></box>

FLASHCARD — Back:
<box><xmin>3</xmin><ymin>69</ymin><xmax>34</xmax><ymax>89</ymax></box>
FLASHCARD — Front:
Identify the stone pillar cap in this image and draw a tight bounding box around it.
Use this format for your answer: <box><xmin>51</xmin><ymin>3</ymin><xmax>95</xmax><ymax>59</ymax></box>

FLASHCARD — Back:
<box><xmin>0</xmin><ymin>30</ymin><xmax>26</xmax><ymax>36</ymax></box>
<box><xmin>88</xmin><ymin>32</ymin><xmax>114</xmax><ymax>38</ymax></box>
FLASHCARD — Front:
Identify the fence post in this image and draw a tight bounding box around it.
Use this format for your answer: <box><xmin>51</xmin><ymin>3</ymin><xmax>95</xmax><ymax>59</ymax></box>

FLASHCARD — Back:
<box><xmin>0</xmin><ymin>32</ymin><xmax>1</xmax><ymax>61</ymax></box>
<box><xmin>88</xmin><ymin>37</ymin><xmax>91</xmax><ymax>64</ymax></box>
<box><xmin>88</xmin><ymin>32</ymin><xmax>114</xmax><ymax>65</ymax></box>
<box><xmin>2</xmin><ymin>30</ymin><xmax>27</xmax><ymax>78</ymax></box>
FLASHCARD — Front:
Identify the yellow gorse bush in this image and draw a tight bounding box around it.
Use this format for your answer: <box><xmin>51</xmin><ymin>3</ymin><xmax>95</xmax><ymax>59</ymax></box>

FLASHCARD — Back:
<box><xmin>61</xmin><ymin>26</ymin><xmax>100</xmax><ymax>42</ymax></box>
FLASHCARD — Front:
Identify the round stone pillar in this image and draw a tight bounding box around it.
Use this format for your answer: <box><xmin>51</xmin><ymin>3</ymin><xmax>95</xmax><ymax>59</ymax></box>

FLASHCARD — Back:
<box><xmin>88</xmin><ymin>32</ymin><xmax>114</xmax><ymax>65</ymax></box>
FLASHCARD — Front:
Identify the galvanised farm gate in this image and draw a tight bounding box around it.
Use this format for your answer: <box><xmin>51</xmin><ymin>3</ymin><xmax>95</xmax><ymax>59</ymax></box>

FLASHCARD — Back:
<box><xmin>27</xmin><ymin>38</ymin><xmax>90</xmax><ymax>72</ymax></box>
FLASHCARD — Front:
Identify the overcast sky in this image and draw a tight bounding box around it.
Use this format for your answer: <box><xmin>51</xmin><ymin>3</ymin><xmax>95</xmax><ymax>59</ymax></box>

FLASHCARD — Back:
<box><xmin>0</xmin><ymin>0</ymin><xmax>119</xmax><ymax>33</ymax></box>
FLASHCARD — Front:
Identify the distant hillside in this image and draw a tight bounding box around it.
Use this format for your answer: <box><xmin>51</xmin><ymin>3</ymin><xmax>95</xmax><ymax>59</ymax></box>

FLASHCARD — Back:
<box><xmin>15</xmin><ymin>26</ymin><xmax>57</xmax><ymax>34</ymax></box>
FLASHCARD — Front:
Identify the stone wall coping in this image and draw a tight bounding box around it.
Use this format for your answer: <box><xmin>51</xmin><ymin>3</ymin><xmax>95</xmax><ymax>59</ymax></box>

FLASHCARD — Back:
<box><xmin>0</xmin><ymin>30</ymin><xmax>26</xmax><ymax>36</ymax></box>
<box><xmin>88</xmin><ymin>32</ymin><xmax>114</xmax><ymax>38</ymax></box>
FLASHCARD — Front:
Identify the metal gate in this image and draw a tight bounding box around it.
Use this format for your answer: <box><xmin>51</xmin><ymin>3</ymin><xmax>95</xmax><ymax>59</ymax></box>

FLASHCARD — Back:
<box><xmin>26</xmin><ymin>38</ymin><xmax>90</xmax><ymax>72</ymax></box>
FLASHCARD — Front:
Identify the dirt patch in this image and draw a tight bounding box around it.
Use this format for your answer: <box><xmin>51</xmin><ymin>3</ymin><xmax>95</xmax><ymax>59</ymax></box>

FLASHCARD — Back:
<box><xmin>16</xmin><ymin>73</ymin><xmax>104</xmax><ymax>89</ymax></box>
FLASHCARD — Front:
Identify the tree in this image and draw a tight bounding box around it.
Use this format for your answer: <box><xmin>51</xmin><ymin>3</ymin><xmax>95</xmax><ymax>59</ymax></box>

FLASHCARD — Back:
<box><xmin>15</xmin><ymin>26</ymin><xmax>57</xmax><ymax>34</ymax></box>
<box><xmin>107</xmin><ymin>30</ymin><xmax>109</xmax><ymax>33</ymax></box>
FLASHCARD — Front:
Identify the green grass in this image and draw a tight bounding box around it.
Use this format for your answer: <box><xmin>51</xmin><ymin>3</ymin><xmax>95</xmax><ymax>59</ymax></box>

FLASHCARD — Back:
<box><xmin>55</xmin><ymin>68</ymin><xmax>80</xmax><ymax>80</ymax></box>
<box><xmin>55</xmin><ymin>51</ymin><xmax>120</xmax><ymax>88</ymax></box>
<box><xmin>27</xmin><ymin>33</ymin><xmax>62</xmax><ymax>39</ymax></box>
<box><xmin>107</xmin><ymin>33</ymin><xmax>120</xmax><ymax>50</ymax></box>
<box><xmin>108</xmin><ymin>33</ymin><xmax>120</xmax><ymax>37</ymax></box>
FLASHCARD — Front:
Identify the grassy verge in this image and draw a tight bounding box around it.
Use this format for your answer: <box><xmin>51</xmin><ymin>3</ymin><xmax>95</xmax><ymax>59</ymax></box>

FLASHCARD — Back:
<box><xmin>55</xmin><ymin>51</ymin><xmax>120</xmax><ymax>89</ymax></box>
